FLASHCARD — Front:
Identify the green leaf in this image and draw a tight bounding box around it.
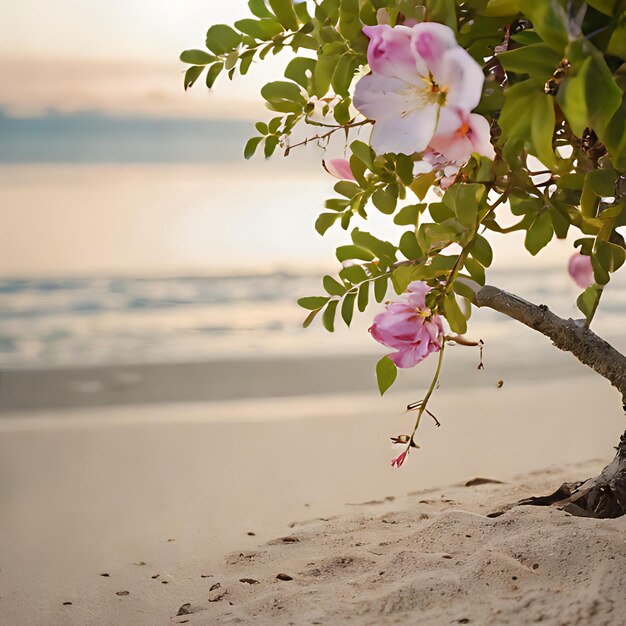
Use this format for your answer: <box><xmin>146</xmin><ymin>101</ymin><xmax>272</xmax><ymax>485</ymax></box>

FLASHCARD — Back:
<box><xmin>391</xmin><ymin>265</ymin><xmax>420</xmax><ymax>294</ymax></box>
<box><xmin>497</xmin><ymin>44</ymin><xmax>561</xmax><ymax>81</ymax></box>
<box><xmin>341</xmin><ymin>291</ymin><xmax>357</xmax><ymax>326</ymax></box>
<box><xmin>264</xmin><ymin>135</ymin><xmax>279</xmax><ymax>157</ymax></box>
<box><xmin>333</xmin><ymin>98</ymin><xmax>352</xmax><ymax>125</ymax></box>
<box><xmin>531</xmin><ymin>93</ymin><xmax>556</xmax><ymax>168</ymax></box>
<box><xmin>557</xmin><ymin>53</ymin><xmax>622</xmax><ymax>138</ymax></box>
<box><xmin>340</xmin><ymin>265</ymin><xmax>367</xmax><ymax>284</ymax></box>
<box><xmin>586</xmin><ymin>169</ymin><xmax>617</xmax><ymax>198</ymax></box>
<box><xmin>395</xmin><ymin>154</ymin><xmax>415</xmax><ymax>185</ymax></box>
<box><xmin>205</xmin><ymin>62</ymin><xmax>224</xmax><ymax>88</ymax></box>
<box><xmin>183</xmin><ymin>66</ymin><xmax>204</xmax><ymax>90</ymax></box>
<box><xmin>352</xmin><ymin>229</ymin><xmax>397</xmax><ymax>261</ymax></box>
<box><xmin>399</xmin><ymin>231</ymin><xmax>423</xmax><ymax>260</ymax></box>
<box><xmin>205</xmin><ymin>24</ymin><xmax>242</xmax><ymax>54</ymax></box>
<box><xmin>323</xmin><ymin>275</ymin><xmax>346</xmax><ymax>296</ymax></box>
<box><xmin>284</xmin><ymin>56</ymin><xmax>316</xmax><ymax>89</ymax></box>
<box><xmin>409</xmin><ymin>171</ymin><xmax>436</xmax><ymax>200</ymax></box>
<box><xmin>604</xmin><ymin>103</ymin><xmax>626</xmax><ymax>171</ymax></box>
<box><xmin>483</xmin><ymin>0</ymin><xmax>521</xmax><ymax>17</ymax></box>
<box><xmin>312</xmin><ymin>48</ymin><xmax>342</xmax><ymax>97</ymax></box>
<box><xmin>331</xmin><ymin>53</ymin><xmax>360</xmax><ymax>97</ymax></box>
<box><xmin>426</xmin><ymin>0</ymin><xmax>457</xmax><ymax>31</ymax></box>
<box><xmin>261</xmin><ymin>80</ymin><xmax>305</xmax><ymax>104</ymax></box>
<box><xmin>443</xmin><ymin>183</ymin><xmax>486</xmax><ymax>227</ymax></box>
<box><xmin>394</xmin><ymin>204</ymin><xmax>423</xmax><ymax>226</ymax></box>
<box><xmin>336</xmin><ymin>244</ymin><xmax>376</xmax><ymax>262</ymax></box>
<box><xmin>453</xmin><ymin>279</ymin><xmax>478</xmax><ymax>303</ymax></box>
<box><xmin>303</xmin><ymin>307</ymin><xmax>322</xmax><ymax>328</ymax></box>
<box><xmin>244</xmin><ymin>136</ymin><xmax>263</xmax><ymax>159</ymax></box>
<box><xmin>294</xmin><ymin>1</ymin><xmax>311</xmax><ymax>22</ymax></box>
<box><xmin>376</xmin><ymin>356</ymin><xmax>398</xmax><ymax>396</ymax></box>
<box><xmin>315</xmin><ymin>212</ymin><xmax>341</xmax><ymax>235</ymax></box>
<box><xmin>268</xmin><ymin>0</ymin><xmax>299</xmax><ymax>30</ymax></box>
<box><xmin>249</xmin><ymin>0</ymin><xmax>274</xmax><ymax>18</ymax></box>
<box><xmin>298</xmin><ymin>296</ymin><xmax>330</xmax><ymax>310</ymax></box>
<box><xmin>586</xmin><ymin>0</ymin><xmax>617</xmax><ymax>15</ymax></box>
<box><xmin>180</xmin><ymin>49</ymin><xmax>217</xmax><ymax>65</ymax></box>
<box><xmin>591</xmin><ymin>253</ymin><xmax>610</xmax><ymax>285</ymax></box>
<box><xmin>339</xmin><ymin>0</ymin><xmax>361</xmax><ymax>40</ymax></box>
<box><xmin>500</xmin><ymin>79</ymin><xmax>555</xmax><ymax>167</ymax></box>
<box><xmin>443</xmin><ymin>293</ymin><xmax>467</xmax><ymax>334</ymax></box>
<box><xmin>576</xmin><ymin>285</ymin><xmax>602</xmax><ymax>322</ymax></box>
<box><xmin>523</xmin><ymin>0</ymin><xmax>569</xmax><ymax>53</ymax></box>
<box><xmin>322</xmin><ymin>299</ymin><xmax>338</xmax><ymax>332</ymax></box>
<box><xmin>607</xmin><ymin>23</ymin><xmax>626</xmax><ymax>58</ymax></box>
<box><xmin>418</xmin><ymin>220</ymin><xmax>465</xmax><ymax>252</ymax></box>
<box><xmin>429</xmin><ymin>201</ymin><xmax>454</xmax><ymax>223</ymax></box>
<box><xmin>350</xmin><ymin>140</ymin><xmax>375</xmax><ymax>169</ymax></box>
<box><xmin>470</xmin><ymin>234</ymin><xmax>493</xmax><ymax>267</ymax></box>
<box><xmin>357</xmin><ymin>281</ymin><xmax>369</xmax><ymax>312</ymax></box>
<box><xmin>464</xmin><ymin>257</ymin><xmax>486</xmax><ymax>285</ymax></box>
<box><xmin>374</xmin><ymin>275</ymin><xmax>388</xmax><ymax>303</ymax></box>
<box><xmin>525</xmin><ymin>212</ymin><xmax>554</xmax><ymax>255</ymax></box>
<box><xmin>235</xmin><ymin>18</ymin><xmax>284</xmax><ymax>40</ymax></box>
<box><xmin>334</xmin><ymin>180</ymin><xmax>361</xmax><ymax>198</ymax></box>
<box><xmin>372</xmin><ymin>186</ymin><xmax>398</xmax><ymax>214</ymax></box>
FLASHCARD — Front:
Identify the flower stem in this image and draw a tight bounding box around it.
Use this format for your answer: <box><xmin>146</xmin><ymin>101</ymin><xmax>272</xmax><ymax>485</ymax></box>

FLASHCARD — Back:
<box><xmin>408</xmin><ymin>339</ymin><xmax>446</xmax><ymax>448</ymax></box>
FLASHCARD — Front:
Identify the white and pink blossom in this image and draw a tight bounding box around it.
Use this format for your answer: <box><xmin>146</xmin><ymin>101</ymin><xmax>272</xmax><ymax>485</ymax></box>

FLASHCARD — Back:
<box><xmin>353</xmin><ymin>23</ymin><xmax>485</xmax><ymax>156</ymax></box>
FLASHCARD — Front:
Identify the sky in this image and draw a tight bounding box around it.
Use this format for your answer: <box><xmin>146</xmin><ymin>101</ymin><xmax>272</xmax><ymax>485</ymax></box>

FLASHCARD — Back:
<box><xmin>0</xmin><ymin>1</ymin><xmax>581</xmax><ymax>280</ymax></box>
<box><xmin>0</xmin><ymin>0</ymin><xmax>289</xmax><ymax>118</ymax></box>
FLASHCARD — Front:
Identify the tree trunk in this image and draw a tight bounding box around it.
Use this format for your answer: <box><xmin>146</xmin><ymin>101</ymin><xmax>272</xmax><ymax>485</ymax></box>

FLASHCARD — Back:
<box><xmin>469</xmin><ymin>282</ymin><xmax>626</xmax><ymax>518</ymax></box>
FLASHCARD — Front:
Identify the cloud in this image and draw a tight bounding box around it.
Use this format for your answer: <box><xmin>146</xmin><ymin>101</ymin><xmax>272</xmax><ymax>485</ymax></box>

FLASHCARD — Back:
<box><xmin>0</xmin><ymin>58</ymin><xmax>268</xmax><ymax>120</ymax></box>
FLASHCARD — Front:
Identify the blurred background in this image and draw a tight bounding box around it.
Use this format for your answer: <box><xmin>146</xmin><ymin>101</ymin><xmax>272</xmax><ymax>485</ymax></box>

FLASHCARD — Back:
<box><xmin>1</xmin><ymin>3</ymin><xmax>626</xmax><ymax>622</ymax></box>
<box><xmin>3</xmin><ymin>0</ymin><xmax>624</xmax><ymax>383</ymax></box>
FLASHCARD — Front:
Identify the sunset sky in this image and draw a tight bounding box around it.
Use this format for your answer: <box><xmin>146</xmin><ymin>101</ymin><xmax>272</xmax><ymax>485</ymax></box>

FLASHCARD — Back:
<box><xmin>0</xmin><ymin>0</ymin><xmax>288</xmax><ymax>118</ymax></box>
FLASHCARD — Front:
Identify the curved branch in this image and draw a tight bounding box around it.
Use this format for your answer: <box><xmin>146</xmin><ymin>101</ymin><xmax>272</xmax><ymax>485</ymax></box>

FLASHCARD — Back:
<box><xmin>473</xmin><ymin>284</ymin><xmax>626</xmax><ymax>401</ymax></box>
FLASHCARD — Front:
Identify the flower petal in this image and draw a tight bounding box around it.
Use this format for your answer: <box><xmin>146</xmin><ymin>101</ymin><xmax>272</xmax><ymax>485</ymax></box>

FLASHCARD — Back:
<box><xmin>410</xmin><ymin>22</ymin><xmax>457</xmax><ymax>76</ymax></box>
<box><xmin>429</xmin><ymin>111</ymin><xmax>494</xmax><ymax>164</ymax></box>
<box><xmin>353</xmin><ymin>74</ymin><xmax>440</xmax><ymax>154</ymax></box>
<box><xmin>323</xmin><ymin>158</ymin><xmax>356</xmax><ymax>181</ymax></box>
<box><xmin>435</xmin><ymin>47</ymin><xmax>484</xmax><ymax>112</ymax></box>
<box><xmin>405</xmin><ymin>280</ymin><xmax>431</xmax><ymax>308</ymax></box>
<box><xmin>362</xmin><ymin>24</ymin><xmax>421</xmax><ymax>83</ymax></box>
<box><xmin>467</xmin><ymin>113</ymin><xmax>495</xmax><ymax>160</ymax></box>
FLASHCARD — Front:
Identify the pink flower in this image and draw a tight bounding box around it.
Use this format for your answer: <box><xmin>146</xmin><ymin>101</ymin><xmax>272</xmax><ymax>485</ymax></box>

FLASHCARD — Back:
<box><xmin>391</xmin><ymin>449</ymin><xmax>408</xmax><ymax>468</ymax></box>
<box><xmin>568</xmin><ymin>252</ymin><xmax>594</xmax><ymax>289</ymax></box>
<box><xmin>428</xmin><ymin>109</ymin><xmax>495</xmax><ymax>165</ymax></box>
<box><xmin>369</xmin><ymin>281</ymin><xmax>444</xmax><ymax>368</ymax></box>
<box><xmin>353</xmin><ymin>23</ymin><xmax>484</xmax><ymax>155</ymax></box>
<box><xmin>323</xmin><ymin>158</ymin><xmax>356</xmax><ymax>181</ymax></box>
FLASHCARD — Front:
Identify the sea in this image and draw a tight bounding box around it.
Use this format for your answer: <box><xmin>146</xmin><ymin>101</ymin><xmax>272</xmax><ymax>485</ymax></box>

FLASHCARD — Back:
<box><xmin>1</xmin><ymin>112</ymin><xmax>625</xmax><ymax>371</ymax></box>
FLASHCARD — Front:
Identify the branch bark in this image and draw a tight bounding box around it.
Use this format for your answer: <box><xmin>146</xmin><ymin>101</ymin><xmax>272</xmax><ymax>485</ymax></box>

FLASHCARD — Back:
<box><xmin>472</xmin><ymin>284</ymin><xmax>626</xmax><ymax>402</ymax></box>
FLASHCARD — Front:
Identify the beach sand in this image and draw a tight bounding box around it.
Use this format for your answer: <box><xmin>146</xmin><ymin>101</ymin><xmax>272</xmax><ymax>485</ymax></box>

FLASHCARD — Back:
<box><xmin>1</xmin><ymin>369</ymin><xmax>625</xmax><ymax>625</ymax></box>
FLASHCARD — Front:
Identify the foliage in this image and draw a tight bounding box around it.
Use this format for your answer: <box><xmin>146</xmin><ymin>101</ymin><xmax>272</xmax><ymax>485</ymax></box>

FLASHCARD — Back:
<box><xmin>183</xmin><ymin>1</ymin><xmax>626</xmax><ymax>435</ymax></box>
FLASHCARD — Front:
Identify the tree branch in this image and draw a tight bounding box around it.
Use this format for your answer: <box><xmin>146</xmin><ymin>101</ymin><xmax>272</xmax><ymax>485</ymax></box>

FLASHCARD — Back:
<box><xmin>473</xmin><ymin>284</ymin><xmax>626</xmax><ymax>401</ymax></box>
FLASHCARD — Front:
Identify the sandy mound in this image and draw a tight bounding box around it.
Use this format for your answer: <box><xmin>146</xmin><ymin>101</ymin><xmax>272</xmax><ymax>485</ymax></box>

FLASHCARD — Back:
<box><xmin>202</xmin><ymin>463</ymin><xmax>626</xmax><ymax>625</ymax></box>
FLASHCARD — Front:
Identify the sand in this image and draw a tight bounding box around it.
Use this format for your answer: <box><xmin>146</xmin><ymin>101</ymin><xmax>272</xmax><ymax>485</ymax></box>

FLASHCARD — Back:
<box><xmin>1</xmin><ymin>371</ymin><xmax>625</xmax><ymax>625</ymax></box>
<box><xmin>203</xmin><ymin>461</ymin><xmax>626</xmax><ymax>626</ymax></box>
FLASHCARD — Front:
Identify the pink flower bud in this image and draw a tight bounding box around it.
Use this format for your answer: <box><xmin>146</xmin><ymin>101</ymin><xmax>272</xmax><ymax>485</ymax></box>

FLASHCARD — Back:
<box><xmin>323</xmin><ymin>158</ymin><xmax>356</xmax><ymax>181</ymax></box>
<box><xmin>391</xmin><ymin>449</ymin><xmax>408</xmax><ymax>468</ymax></box>
<box><xmin>568</xmin><ymin>252</ymin><xmax>594</xmax><ymax>289</ymax></box>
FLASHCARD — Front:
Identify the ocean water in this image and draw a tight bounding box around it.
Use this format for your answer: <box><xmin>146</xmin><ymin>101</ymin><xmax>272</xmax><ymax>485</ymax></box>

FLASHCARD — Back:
<box><xmin>1</xmin><ymin>113</ymin><xmax>625</xmax><ymax>370</ymax></box>
<box><xmin>1</xmin><ymin>269</ymin><xmax>625</xmax><ymax>370</ymax></box>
